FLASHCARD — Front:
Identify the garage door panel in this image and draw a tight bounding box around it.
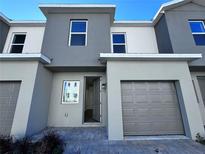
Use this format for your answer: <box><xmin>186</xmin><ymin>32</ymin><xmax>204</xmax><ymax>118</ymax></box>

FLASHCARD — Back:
<box><xmin>121</xmin><ymin>81</ymin><xmax>184</xmax><ymax>136</ymax></box>
<box><xmin>124</xmin><ymin>122</ymin><xmax>184</xmax><ymax>136</ymax></box>
<box><xmin>123</xmin><ymin>113</ymin><xmax>182</xmax><ymax>123</ymax></box>
<box><xmin>123</xmin><ymin>107</ymin><xmax>163</xmax><ymax>114</ymax></box>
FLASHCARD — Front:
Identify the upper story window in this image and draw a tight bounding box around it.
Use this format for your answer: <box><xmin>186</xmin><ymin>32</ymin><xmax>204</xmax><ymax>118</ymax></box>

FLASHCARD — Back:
<box><xmin>10</xmin><ymin>33</ymin><xmax>26</xmax><ymax>53</ymax></box>
<box><xmin>112</xmin><ymin>33</ymin><xmax>126</xmax><ymax>53</ymax></box>
<box><xmin>189</xmin><ymin>21</ymin><xmax>205</xmax><ymax>46</ymax></box>
<box><xmin>69</xmin><ymin>20</ymin><xmax>88</xmax><ymax>46</ymax></box>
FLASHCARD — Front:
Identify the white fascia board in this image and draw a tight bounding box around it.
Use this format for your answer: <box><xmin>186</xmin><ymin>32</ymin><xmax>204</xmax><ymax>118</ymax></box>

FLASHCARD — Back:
<box><xmin>9</xmin><ymin>21</ymin><xmax>46</xmax><ymax>27</ymax></box>
<box><xmin>10</xmin><ymin>20</ymin><xmax>46</xmax><ymax>24</ymax></box>
<box><xmin>39</xmin><ymin>4</ymin><xmax>116</xmax><ymax>8</ymax></box>
<box><xmin>0</xmin><ymin>12</ymin><xmax>11</xmax><ymax>25</ymax></box>
<box><xmin>152</xmin><ymin>0</ymin><xmax>190</xmax><ymax>24</ymax></box>
<box><xmin>100</xmin><ymin>53</ymin><xmax>202</xmax><ymax>62</ymax></box>
<box><xmin>113</xmin><ymin>20</ymin><xmax>154</xmax><ymax>27</ymax></box>
<box><xmin>0</xmin><ymin>54</ymin><xmax>51</xmax><ymax>64</ymax></box>
<box><xmin>114</xmin><ymin>21</ymin><xmax>153</xmax><ymax>24</ymax></box>
<box><xmin>0</xmin><ymin>12</ymin><xmax>46</xmax><ymax>26</ymax></box>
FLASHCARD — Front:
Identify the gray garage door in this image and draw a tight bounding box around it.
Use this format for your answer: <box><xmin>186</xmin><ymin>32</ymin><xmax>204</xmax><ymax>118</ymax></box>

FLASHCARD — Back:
<box><xmin>0</xmin><ymin>82</ymin><xmax>20</xmax><ymax>135</ymax></box>
<box><xmin>198</xmin><ymin>77</ymin><xmax>205</xmax><ymax>106</ymax></box>
<box><xmin>121</xmin><ymin>81</ymin><xmax>184</xmax><ymax>136</ymax></box>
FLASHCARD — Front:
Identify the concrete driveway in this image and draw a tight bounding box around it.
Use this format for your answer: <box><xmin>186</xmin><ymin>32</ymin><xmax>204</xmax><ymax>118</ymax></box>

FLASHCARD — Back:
<box><xmin>34</xmin><ymin>127</ymin><xmax>205</xmax><ymax>154</ymax></box>
<box><xmin>64</xmin><ymin>139</ymin><xmax>205</xmax><ymax>154</ymax></box>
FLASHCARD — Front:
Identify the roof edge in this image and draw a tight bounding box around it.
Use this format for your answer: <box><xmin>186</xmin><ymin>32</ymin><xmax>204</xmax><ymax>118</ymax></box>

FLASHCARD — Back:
<box><xmin>9</xmin><ymin>20</ymin><xmax>46</xmax><ymax>27</ymax></box>
<box><xmin>38</xmin><ymin>4</ymin><xmax>116</xmax><ymax>8</ymax></box>
<box><xmin>0</xmin><ymin>0</ymin><xmax>198</xmax><ymax>27</ymax></box>
<box><xmin>0</xmin><ymin>12</ymin><xmax>11</xmax><ymax>25</ymax></box>
<box><xmin>113</xmin><ymin>20</ymin><xmax>153</xmax><ymax>27</ymax></box>
<box><xmin>100</xmin><ymin>53</ymin><xmax>202</xmax><ymax>62</ymax></box>
<box><xmin>0</xmin><ymin>12</ymin><xmax>46</xmax><ymax>26</ymax></box>
<box><xmin>152</xmin><ymin>0</ymin><xmax>191</xmax><ymax>25</ymax></box>
<box><xmin>0</xmin><ymin>53</ymin><xmax>51</xmax><ymax>64</ymax></box>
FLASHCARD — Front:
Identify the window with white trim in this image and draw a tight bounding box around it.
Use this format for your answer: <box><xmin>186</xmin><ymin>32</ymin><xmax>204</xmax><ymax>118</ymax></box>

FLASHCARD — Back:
<box><xmin>189</xmin><ymin>21</ymin><xmax>205</xmax><ymax>46</ymax></box>
<box><xmin>69</xmin><ymin>20</ymin><xmax>88</xmax><ymax>46</ymax></box>
<box><xmin>112</xmin><ymin>33</ymin><xmax>126</xmax><ymax>53</ymax></box>
<box><xmin>10</xmin><ymin>33</ymin><xmax>26</xmax><ymax>53</ymax></box>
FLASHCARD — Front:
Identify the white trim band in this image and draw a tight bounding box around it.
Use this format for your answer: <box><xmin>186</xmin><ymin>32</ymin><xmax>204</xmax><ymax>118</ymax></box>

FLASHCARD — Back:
<box><xmin>100</xmin><ymin>53</ymin><xmax>202</xmax><ymax>62</ymax></box>
<box><xmin>0</xmin><ymin>54</ymin><xmax>51</xmax><ymax>64</ymax></box>
<box><xmin>39</xmin><ymin>4</ymin><xmax>116</xmax><ymax>8</ymax></box>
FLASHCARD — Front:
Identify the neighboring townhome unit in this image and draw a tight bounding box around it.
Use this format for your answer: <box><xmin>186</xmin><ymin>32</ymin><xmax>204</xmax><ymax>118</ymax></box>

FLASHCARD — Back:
<box><xmin>154</xmin><ymin>0</ymin><xmax>205</xmax><ymax>132</ymax></box>
<box><xmin>0</xmin><ymin>0</ymin><xmax>205</xmax><ymax>140</ymax></box>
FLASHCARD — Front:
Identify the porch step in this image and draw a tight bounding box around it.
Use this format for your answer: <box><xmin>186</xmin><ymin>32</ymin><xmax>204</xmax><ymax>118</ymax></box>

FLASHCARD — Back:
<box><xmin>32</xmin><ymin>127</ymin><xmax>108</xmax><ymax>142</ymax></box>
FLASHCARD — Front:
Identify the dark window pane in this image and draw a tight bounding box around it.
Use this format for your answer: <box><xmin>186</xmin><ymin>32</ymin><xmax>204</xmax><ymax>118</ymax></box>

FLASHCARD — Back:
<box><xmin>113</xmin><ymin>45</ymin><xmax>126</xmax><ymax>53</ymax></box>
<box><xmin>193</xmin><ymin>34</ymin><xmax>205</xmax><ymax>45</ymax></box>
<box><xmin>70</xmin><ymin>34</ymin><xmax>86</xmax><ymax>46</ymax></box>
<box><xmin>113</xmin><ymin>34</ymin><xmax>125</xmax><ymax>43</ymax></box>
<box><xmin>12</xmin><ymin>34</ymin><xmax>26</xmax><ymax>44</ymax></box>
<box><xmin>10</xmin><ymin>45</ymin><xmax>23</xmax><ymax>53</ymax></box>
<box><xmin>71</xmin><ymin>21</ymin><xmax>86</xmax><ymax>32</ymax></box>
<box><xmin>189</xmin><ymin>21</ymin><xmax>205</xmax><ymax>33</ymax></box>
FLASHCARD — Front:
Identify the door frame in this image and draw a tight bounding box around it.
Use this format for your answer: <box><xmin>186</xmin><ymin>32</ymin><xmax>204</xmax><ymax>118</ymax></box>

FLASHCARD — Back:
<box><xmin>120</xmin><ymin>80</ymin><xmax>187</xmax><ymax>137</ymax></box>
<box><xmin>82</xmin><ymin>76</ymin><xmax>102</xmax><ymax>125</ymax></box>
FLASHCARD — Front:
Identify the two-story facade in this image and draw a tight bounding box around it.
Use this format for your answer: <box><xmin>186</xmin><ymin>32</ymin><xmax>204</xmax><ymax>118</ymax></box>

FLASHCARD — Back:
<box><xmin>0</xmin><ymin>0</ymin><xmax>205</xmax><ymax>140</ymax></box>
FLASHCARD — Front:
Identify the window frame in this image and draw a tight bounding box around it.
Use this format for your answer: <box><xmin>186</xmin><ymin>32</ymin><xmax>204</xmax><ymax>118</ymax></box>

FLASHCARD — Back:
<box><xmin>189</xmin><ymin>20</ymin><xmax>205</xmax><ymax>45</ymax></box>
<box><xmin>189</xmin><ymin>20</ymin><xmax>205</xmax><ymax>34</ymax></box>
<box><xmin>111</xmin><ymin>32</ymin><xmax>127</xmax><ymax>53</ymax></box>
<box><xmin>68</xmin><ymin>20</ymin><xmax>88</xmax><ymax>46</ymax></box>
<box><xmin>61</xmin><ymin>80</ymin><xmax>80</xmax><ymax>104</ymax></box>
<box><xmin>9</xmin><ymin>32</ymin><xmax>26</xmax><ymax>53</ymax></box>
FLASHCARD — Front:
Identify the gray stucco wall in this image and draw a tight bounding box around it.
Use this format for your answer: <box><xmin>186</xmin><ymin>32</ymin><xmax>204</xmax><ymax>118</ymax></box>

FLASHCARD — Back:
<box><xmin>154</xmin><ymin>15</ymin><xmax>173</xmax><ymax>54</ymax></box>
<box><xmin>26</xmin><ymin>63</ymin><xmax>53</xmax><ymax>136</ymax></box>
<box><xmin>42</xmin><ymin>13</ymin><xmax>111</xmax><ymax>68</ymax></box>
<box><xmin>0</xmin><ymin>19</ymin><xmax>9</xmax><ymax>52</ymax></box>
<box><xmin>164</xmin><ymin>2</ymin><xmax>205</xmax><ymax>66</ymax></box>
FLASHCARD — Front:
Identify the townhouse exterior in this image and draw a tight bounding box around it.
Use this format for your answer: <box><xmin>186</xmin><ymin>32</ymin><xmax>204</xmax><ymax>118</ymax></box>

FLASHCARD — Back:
<box><xmin>0</xmin><ymin>0</ymin><xmax>205</xmax><ymax>140</ymax></box>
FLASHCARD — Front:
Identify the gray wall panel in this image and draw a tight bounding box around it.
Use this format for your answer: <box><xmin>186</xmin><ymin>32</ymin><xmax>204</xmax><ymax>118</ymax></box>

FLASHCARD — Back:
<box><xmin>0</xmin><ymin>19</ymin><xmax>9</xmax><ymax>52</ymax></box>
<box><xmin>164</xmin><ymin>3</ymin><xmax>205</xmax><ymax>66</ymax></box>
<box><xmin>42</xmin><ymin>13</ymin><xmax>111</xmax><ymax>67</ymax></box>
<box><xmin>197</xmin><ymin>77</ymin><xmax>205</xmax><ymax>106</ymax></box>
<box><xmin>154</xmin><ymin>15</ymin><xmax>173</xmax><ymax>53</ymax></box>
<box><xmin>26</xmin><ymin>63</ymin><xmax>53</xmax><ymax>136</ymax></box>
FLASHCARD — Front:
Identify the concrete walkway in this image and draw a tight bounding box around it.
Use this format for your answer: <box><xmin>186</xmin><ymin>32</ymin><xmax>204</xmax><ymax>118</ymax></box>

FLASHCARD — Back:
<box><xmin>34</xmin><ymin>127</ymin><xmax>205</xmax><ymax>154</ymax></box>
<box><xmin>64</xmin><ymin>139</ymin><xmax>205</xmax><ymax>154</ymax></box>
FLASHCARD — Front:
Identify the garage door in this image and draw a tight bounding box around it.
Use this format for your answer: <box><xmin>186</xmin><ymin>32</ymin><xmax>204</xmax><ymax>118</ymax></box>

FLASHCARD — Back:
<box><xmin>121</xmin><ymin>81</ymin><xmax>184</xmax><ymax>136</ymax></box>
<box><xmin>197</xmin><ymin>77</ymin><xmax>205</xmax><ymax>106</ymax></box>
<box><xmin>0</xmin><ymin>82</ymin><xmax>20</xmax><ymax>135</ymax></box>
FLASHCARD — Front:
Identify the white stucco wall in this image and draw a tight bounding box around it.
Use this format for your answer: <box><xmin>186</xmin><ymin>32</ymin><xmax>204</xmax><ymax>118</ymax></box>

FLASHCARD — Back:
<box><xmin>111</xmin><ymin>26</ymin><xmax>158</xmax><ymax>54</ymax></box>
<box><xmin>191</xmin><ymin>72</ymin><xmax>205</xmax><ymax>125</ymax></box>
<box><xmin>47</xmin><ymin>72</ymin><xmax>107</xmax><ymax>127</ymax></box>
<box><xmin>3</xmin><ymin>26</ymin><xmax>45</xmax><ymax>53</ymax></box>
<box><xmin>107</xmin><ymin>60</ymin><xmax>204</xmax><ymax>140</ymax></box>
